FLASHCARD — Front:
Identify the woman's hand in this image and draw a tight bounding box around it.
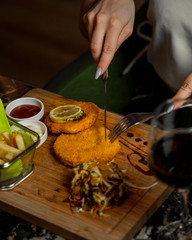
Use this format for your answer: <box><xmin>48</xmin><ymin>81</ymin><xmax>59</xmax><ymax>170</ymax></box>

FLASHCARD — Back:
<box><xmin>79</xmin><ymin>0</ymin><xmax>135</xmax><ymax>78</ymax></box>
<box><xmin>173</xmin><ymin>72</ymin><xmax>192</xmax><ymax>99</ymax></box>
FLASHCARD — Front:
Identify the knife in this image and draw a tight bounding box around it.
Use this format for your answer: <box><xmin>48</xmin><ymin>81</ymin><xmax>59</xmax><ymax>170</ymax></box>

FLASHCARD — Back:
<box><xmin>102</xmin><ymin>69</ymin><xmax>108</xmax><ymax>142</ymax></box>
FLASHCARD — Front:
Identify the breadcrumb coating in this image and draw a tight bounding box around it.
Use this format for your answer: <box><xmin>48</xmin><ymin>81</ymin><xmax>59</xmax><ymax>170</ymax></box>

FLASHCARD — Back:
<box><xmin>53</xmin><ymin>125</ymin><xmax>120</xmax><ymax>167</ymax></box>
<box><xmin>45</xmin><ymin>102</ymin><xmax>99</xmax><ymax>134</ymax></box>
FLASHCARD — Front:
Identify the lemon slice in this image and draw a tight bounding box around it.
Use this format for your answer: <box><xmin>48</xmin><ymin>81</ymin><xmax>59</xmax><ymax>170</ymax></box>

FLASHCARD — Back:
<box><xmin>49</xmin><ymin>105</ymin><xmax>84</xmax><ymax>123</ymax></box>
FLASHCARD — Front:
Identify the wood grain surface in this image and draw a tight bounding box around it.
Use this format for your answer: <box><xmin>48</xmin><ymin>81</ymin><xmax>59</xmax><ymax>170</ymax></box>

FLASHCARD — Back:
<box><xmin>0</xmin><ymin>88</ymin><xmax>172</xmax><ymax>240</ymax></box>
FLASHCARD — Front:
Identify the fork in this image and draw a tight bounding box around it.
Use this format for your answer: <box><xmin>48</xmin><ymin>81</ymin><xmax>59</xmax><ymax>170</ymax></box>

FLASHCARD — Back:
<box><xmin>108</xmin><ymin>112</ymin><xmax>154</xmax><ymax>143</ymax></box>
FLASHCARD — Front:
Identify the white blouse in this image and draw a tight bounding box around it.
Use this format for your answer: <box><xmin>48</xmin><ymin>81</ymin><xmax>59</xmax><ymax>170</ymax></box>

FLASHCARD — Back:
<box><xmin>147</xmin><ymin>0</ymin><xmax>192</xmax><ymax>92</ymax></box>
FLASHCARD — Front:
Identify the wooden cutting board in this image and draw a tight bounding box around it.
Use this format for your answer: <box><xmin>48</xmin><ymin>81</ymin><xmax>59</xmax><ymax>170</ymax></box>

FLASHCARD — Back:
<box><xmin>0</xmin><ymin>88</ymin><xmax>172</xmax><ymax>240</ymax></box>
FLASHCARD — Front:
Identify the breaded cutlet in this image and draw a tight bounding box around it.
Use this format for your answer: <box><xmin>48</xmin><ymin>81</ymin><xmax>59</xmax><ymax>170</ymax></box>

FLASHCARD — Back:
<box><xmin>45</xmin><ymin>102</ymin><xmax>99</xmax><ymax>134</ymax></box>
<box><xmin>53</xmin><ymin>125</ymin><xmax>120</xmax><ymax>167</ymax></box>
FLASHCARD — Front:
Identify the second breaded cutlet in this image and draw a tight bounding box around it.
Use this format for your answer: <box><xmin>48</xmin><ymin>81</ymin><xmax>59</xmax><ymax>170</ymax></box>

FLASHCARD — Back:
<box><xmin>53</xmin><ymin>125</ymin><xmax>120</xmax><ymax>167</ymax></box>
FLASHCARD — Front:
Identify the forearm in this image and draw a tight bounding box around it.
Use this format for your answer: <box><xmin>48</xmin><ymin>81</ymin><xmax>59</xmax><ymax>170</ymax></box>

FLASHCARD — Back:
<box><xmin>79</xmin><ymin>0</ymin><xmax>135</xmax><ymax>77</ymax></box>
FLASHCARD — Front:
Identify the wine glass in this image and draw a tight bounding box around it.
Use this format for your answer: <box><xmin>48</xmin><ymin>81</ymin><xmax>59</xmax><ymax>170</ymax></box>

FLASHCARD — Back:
<box><xmin>148</xmin><ymin>97</ymin><xmax>192</xmax><ymax>239</ymax></box>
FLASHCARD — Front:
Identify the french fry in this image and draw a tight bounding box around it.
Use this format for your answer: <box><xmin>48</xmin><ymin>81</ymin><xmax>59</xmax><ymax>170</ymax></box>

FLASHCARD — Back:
<box><xmin>0</xmin><ymin>147</ymin><xmax>16</xmax><ymax>162</ymax></box>
<box><xmin>0</xmin><ymin>134</ymin><xmax>4</xmax><ymax>141</ymax></box>
<box><xmin>0</xmin><ymin>131</ymin><xmax>28</xmax><ymax>165</ymax></box>
<box><xmin>1</xmin><ymin>131</ymin><xmax>11</xmax><ymax>145</ymax></box>
<box><xmin>0</xmin><ymin>142</ymin><xmax>21</xmax><ymax>155</ymax></box>
<box><xmin>11</xmin><ymin>132</ymin><xmax>18</xmax><ymax>148</ymax></box>
<box><xmin>0</xmin><ymin>151</ymin><xmax>7</xmax><ymax>159</ymax></box>
<box><xmin>5</xmin><ymin>152</ymin><xmax>15</xmax><ymax>161</ymax></box>
<box><xmin>0</xmin><ymin>159</ymin><xmax>5</xmax><ymax>165</ymax></box>
<box><xmin>14</xmin><ymin>133</ymin><xmax>26</xmax><ymax>152</ymax></box>
<box><xmin>0</xmin><ymin>150</ymin><xmax>15</xmax><ymax>162</ymax></box>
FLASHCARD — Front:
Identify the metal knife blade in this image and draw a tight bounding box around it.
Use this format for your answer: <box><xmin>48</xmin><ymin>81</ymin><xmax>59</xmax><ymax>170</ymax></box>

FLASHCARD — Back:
<box><xmin>102</xmin><ymin>69</ymin><xmax>108</xmax><ymax>142</ymax></box>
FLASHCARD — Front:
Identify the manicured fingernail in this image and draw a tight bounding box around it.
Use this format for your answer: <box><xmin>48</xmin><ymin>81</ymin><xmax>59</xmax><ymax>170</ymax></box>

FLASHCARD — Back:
<box><xmin>95</xmin><ymin>67</ymin><xmax>102</xmax><ymax>79</ymax></box>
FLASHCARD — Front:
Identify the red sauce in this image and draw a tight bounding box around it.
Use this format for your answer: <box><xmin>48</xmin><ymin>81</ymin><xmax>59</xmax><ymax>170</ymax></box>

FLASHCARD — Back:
<box><xmin>10</xmin><ymin>104</ymin><xmax>41</xmax><ymax>118</ymax></box>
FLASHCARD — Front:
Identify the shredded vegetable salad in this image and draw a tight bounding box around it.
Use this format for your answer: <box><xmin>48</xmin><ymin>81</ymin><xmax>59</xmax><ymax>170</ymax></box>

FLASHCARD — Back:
<box><xmin>64</xmin><ymin>161</ymin><xmax>157</xmax><ymax>217</ymax></box>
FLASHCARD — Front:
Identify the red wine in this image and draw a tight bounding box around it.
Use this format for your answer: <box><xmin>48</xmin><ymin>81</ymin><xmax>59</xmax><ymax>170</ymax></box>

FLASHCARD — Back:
<box><xmin>149</xmin><ymin>133</ymin><xmax>192</xmax><ymax>188</ymax></box>
<box><xmin>10</xmin><ymin>104</ymin><xmax>41</xmax><ymax>118</ymax></box>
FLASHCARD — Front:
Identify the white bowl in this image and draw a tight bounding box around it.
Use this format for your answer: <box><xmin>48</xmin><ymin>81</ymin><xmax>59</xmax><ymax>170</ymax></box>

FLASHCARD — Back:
<box><xmin>6</xmin><ymin>97</ymin><xmax>44</xmax><ymax>122</ymax></box>
<box><xmin>18</xmin><ymin>120</ymin><xmax>48</xmax><ymax>148</ymax></box>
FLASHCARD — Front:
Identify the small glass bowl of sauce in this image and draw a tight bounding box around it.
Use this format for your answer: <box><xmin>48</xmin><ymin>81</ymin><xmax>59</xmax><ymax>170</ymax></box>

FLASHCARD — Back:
<box><xmin>6</xmin><ymin>97</ymin><xmax>44</xmax><ymax>122</ymax></box>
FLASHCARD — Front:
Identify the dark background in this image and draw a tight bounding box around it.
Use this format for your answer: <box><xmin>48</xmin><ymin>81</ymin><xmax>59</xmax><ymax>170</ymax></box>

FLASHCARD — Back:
<box><xmin>0</xmin><ymin>0</ymin><xmax>147</xmax><ymax>88</ymax></box>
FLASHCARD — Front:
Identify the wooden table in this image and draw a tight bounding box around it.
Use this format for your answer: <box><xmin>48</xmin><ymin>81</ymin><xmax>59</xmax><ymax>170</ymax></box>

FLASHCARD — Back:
<box><xmin>0</xmin><ymin>87</ymin><xmax>172</xmax><ymax>240</ymax></box>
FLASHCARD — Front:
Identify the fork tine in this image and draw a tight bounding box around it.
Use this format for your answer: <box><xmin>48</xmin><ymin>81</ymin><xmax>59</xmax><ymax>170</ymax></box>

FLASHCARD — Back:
<box><xmin>108</xmin><ymin>112</ymin><xmax>154</xmax><ymax>143</ymax></box>
<box><xmin>110</xmin><ymin>116</ymin><xmax>130</xmax><ymax>132</ymax></box>
<box><xmin>110</xmin><ymin>120</ymin><xmax>130</xmax><ymax>138</ymax></box>
<box><xmin>110</xmin><ymin>116</ymin><xmax>128</xmax><ymax>133</ymax></box>
<box><xmin>109</xmin><ymin>121</ymin><xmax>132</xmax><ymax>142</ymax></box>
<box><xmin>108</xmin><ymin>119</ymin><xmax>126</xmax><ymax>137</ymax></box>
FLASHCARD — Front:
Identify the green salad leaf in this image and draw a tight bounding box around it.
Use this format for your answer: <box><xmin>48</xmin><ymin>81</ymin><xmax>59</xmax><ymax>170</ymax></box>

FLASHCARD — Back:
<box><xmin>14</xmin><ymin>130</ymin><xmax>35</xmax><ymax>148</ymax></box>
<box><xmin>0</xmin><ymin>99</ymin><xmax>12</xmax><ymax>134</ymax></box>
